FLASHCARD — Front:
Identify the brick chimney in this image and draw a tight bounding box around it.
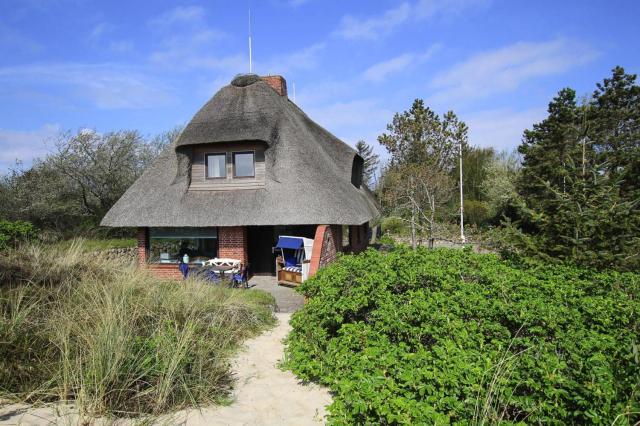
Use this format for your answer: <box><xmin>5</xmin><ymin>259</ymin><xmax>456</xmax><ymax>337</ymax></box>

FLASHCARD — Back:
<box><xmin>261</xmin><ymin>75</ymin><xmax>287</xmax><ymax>97</ymax></box>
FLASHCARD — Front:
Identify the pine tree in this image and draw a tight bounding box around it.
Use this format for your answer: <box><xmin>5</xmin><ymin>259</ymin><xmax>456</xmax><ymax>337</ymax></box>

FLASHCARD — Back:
<box><xmin>355</xmin><ymin>140</ymin><xmax>380</xmax><ymax>187</ymax></box>
<box><xmin>378</xmin><ymin>99</ymin><xmax>468</xmax><ymax>246</ymax></box>
<box><xmin>516</xmin><ymin>67</ymin><xmax>640</xmax><ymax>270</ymax></box>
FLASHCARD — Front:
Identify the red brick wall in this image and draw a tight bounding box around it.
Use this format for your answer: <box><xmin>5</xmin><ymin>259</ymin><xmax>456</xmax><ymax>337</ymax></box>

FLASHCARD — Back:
<box><xmin>137</xmin><ymin>227</ymin><xmax>184</xmax><ymax>280</ymax></box>
<box><xmin>309</xmin><ymin>225</ymin><xmax>343</xmax><ymax>277</ymax></box>
<box><xmin>146</xmin><ymin>264</ymin><xmax>184</xmax><ymax>280</ymax></box>
<box><xmin>137</xmin><ymin>227</ymin><xmax>148</xmax><ymax>266</ymax></box>
<box><xmin>261</xmin><ymin>75</ymin><xmax>287</xmax><ymax>97</ymax></box>
<box><xmin>218</xmin><ymin>226</ymin><xmax>248</xmax><ymax>264</ymax></box>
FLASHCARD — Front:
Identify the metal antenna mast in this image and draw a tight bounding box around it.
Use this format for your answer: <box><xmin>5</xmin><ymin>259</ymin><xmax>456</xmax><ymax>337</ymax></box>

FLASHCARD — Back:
<box><xmin>248</xmin><ymin>9</ymin><xmax>253</xmax><ymax>73</ymax></box>
<box><xmin>459</xmin><ymin>139</ymin><xmax>466</xmax><ymax>243</ymax></box>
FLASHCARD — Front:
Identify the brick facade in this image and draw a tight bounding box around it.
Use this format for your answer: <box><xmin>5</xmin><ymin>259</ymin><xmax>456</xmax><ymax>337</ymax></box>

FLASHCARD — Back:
<box><xmin>137</xmin><ymin>226</ymin><xmax>248</xmax><ymax>280</ymax></box>
<box><xmin>218</xmin><ymin>226</ymin><xmax>248</xmax><ymax>264</ymax></box>
<box><xmin>261</xmin><ymin>75</ymin><xmax>287</xmax><ymax>97</ymax></box>
<box><xmin>146</xmin><ymin>264</ymin><xmax>185</xmax><ymax>280</ymax></box>
<box><xmin>137</xmin><ymin>227</ymin><xmax>149</xmax><ymax>266</ymax></box>
<box><xmin>309</xmin><ymin>224</ymin><xmax>343</xmax><ymax>277</ymax></box>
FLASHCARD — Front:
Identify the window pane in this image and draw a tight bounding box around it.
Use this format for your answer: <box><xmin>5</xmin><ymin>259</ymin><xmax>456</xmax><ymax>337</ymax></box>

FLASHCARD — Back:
<box><xmin>207</xmin><ymin>154</ymin><xmax>226</xmax><ymax>178</ymax></box>
<box><xmin>149</xmin><ymin>237</ymin><xmax>218</xmax><ymax>263</ymax></box>
<box><xmin>149</xmin><ymin>228</ymin><xmax>218</xmax><ymax>264</ymax></box>
<box><xmin>150</xmin><ymin>227</ymin><xmax>217</xmax><ymax>239</ymax></box>
<box><xmin>234</xmin><ymin>152</ymin><xmax>255</xmax><ymax>177</ymax></box>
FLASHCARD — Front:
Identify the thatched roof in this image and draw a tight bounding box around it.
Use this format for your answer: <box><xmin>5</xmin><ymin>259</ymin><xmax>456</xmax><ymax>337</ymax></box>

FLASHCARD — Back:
<box><xmin>101</xmin><ymin>74</ymin><xmax>379</xmax><ymax>227</ymax></box>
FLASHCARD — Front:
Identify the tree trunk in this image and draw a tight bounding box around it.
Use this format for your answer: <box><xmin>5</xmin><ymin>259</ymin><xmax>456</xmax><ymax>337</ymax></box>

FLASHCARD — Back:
<box><xmin>411</xmin><ymin>201</ymin><xmax>417</xmax><ymax>250</ymax></box>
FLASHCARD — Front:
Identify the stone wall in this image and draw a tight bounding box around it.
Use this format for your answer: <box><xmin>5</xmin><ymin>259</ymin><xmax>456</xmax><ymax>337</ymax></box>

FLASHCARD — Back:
<box><xmin>94</xmin><ymin>247</ymin><xmax>137</xmax><ymax>262</ymax></box>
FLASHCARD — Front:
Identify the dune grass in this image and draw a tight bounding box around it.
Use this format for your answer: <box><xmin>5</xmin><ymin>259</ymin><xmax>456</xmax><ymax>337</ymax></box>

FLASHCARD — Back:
<box><xmin>52</xmin><ymin>237</ymin><xmax>137</xmax><ymax>252</ymax></box>
<box><xmin>0</xmin><ymin>241</ymin><xmax>276</xmax><ymax>419</ymax></box>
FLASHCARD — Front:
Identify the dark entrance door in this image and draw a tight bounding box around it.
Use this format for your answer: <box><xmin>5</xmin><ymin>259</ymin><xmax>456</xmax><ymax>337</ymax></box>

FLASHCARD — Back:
<box><xmin>247</xmin><ymin>226</ymin><xmax>277</xmax><ymax>275</ymax></box>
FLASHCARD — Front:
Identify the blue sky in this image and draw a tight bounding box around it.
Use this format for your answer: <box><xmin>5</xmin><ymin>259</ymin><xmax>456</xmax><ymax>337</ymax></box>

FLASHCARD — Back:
<box><xmin>1</xmin><ymin>0</ymin><xmax>638</xmax><ymax>171</ymax></box>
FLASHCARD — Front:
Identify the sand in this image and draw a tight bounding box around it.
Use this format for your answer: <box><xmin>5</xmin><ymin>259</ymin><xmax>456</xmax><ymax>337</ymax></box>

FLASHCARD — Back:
<box><xmin>0</xmin><ymin>313</ymin><xmax>331</xmax><ymax>426</ymax></box>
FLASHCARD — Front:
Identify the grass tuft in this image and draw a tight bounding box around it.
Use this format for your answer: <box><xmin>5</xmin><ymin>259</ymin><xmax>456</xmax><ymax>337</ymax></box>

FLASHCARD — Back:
<box><xmin>0</xmin><ymin>241</ymin><xmax>275</xmax><ymax>419</ymax></box>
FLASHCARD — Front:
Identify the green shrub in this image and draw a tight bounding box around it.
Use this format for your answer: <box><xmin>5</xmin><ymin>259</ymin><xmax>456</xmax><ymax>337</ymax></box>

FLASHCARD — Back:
<box><xmin>0</xmin><ymin>220</ymin><xmax>36</xmax><ymax>250</ymax></box>
<box><xmin>0</xmin><ymin>242</ymin><xmax>276</xmax><ymax>419</ymax></box>
<box><xmin>284</xmin><ymin>247</ymin><xmax>640</xmax><ymax>424</ymax></box>
<box><xmin>463</xmin><ymin>200</ymin><xmax>490</xmax><ymax>226</ymax></box>
<box><xmin>381</xmin><ymin>216</ymin><xmax>406</xmax><ymax>235</ymax></box>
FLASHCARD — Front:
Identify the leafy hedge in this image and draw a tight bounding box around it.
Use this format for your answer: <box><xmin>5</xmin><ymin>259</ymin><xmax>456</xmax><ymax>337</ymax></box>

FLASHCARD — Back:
<box><xmin>0</xmin><ymin>220</ymin><xmax>36</xmax><ymax>250</ymax></box>
<box><xmin>284</xmin><ymin>247</ymin><xmax>640</xmax><ymax>424</ymax></box>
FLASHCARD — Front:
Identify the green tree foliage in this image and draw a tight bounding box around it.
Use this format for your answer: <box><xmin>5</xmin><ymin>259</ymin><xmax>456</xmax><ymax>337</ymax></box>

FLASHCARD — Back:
<box><xmin>0</xmin><ymin>127</ymin><xmax>181</xmax><ymax>237</ymax></box>
<box><xmin>285</xmin><ymin>247</ymin><xmax>640</xmax><ymax>424</ymax></box>
<box><xmin>449</xmin><ymin>146</ymin><xmax>499</xmax><ymax>226</ymax></box>
<box><xmin>517</xmin><ymin>67</ymin><xmax>640</xmax><ymax>270</ymax></box>
<box><xmin>378</xmin><ymin>100</ymin><xmax>468</xmax><ymax>244</ymax></box>
<box><xmin>481</xmin><ymin>149</ymin><xmax>521</xmax><ymax>221</ymax></box>
<box><xmin>355</xmin><ymin>140</ymin><xmax>380</xmax><ymax>187</ymax></box>
<box><xmin>456</xmin><ymin>146</ymin><xmax>495</xmax><ymax>202</ymax></box>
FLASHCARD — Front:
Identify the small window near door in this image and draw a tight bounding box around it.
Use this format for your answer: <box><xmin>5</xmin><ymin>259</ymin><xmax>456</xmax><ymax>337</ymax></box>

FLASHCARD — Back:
<box><xmin>233</xmin><ymin>151</ymin><xmax>255</xmax><ymax>178</ymax></box>
<box><xmin>206</xmin><ymin>153</ymin><xmax>226</xmax><ymax>179</ymax></box>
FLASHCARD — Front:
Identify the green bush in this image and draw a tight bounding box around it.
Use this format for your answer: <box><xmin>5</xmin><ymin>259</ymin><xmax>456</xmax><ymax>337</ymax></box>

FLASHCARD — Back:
<box><xmin>381</xmin><ymin>216</ymin><xmax>406</xmax><ymax>235</ymax></box>
<box><xmin>0</xmin><ymin>220</ymin><xmax>36</xmax><ymax>250</ymax></box>
<box><xmin>0</xmin><ymin>242</ymin><xmax>276</xmax><ymax>419</ymax></box>
<box><xmin>463</xmin><ymin>200</ymin><xmax>490</xmax><ymax>226</ymax></box>
<box><xmin>284</xmin><ymin>247</ymin><xmax>640</xmax><ymax>424</ymax></box>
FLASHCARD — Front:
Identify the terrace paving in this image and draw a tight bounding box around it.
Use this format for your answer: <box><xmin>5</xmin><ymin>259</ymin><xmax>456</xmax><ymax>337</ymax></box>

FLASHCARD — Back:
<box><xmin>248</xmin><ymin>275</ymin><xmax>305</xmax><ymax>313</ymax></box>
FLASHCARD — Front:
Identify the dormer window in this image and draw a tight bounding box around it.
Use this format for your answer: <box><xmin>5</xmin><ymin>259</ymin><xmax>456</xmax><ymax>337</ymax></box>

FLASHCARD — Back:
<box><xmin>190</xmin><ymin>143</ymin><xmax>265</xmax><ymax>191</ymax></box>
<box><xmin>205</xmin><ymin>153</ymin><xmax>226</xmax><ymax>179</ymax></box>
<box><xmin>233</xmin><ymin>151</ymin><xmax>255</xmax><ymax>178</ymax></box>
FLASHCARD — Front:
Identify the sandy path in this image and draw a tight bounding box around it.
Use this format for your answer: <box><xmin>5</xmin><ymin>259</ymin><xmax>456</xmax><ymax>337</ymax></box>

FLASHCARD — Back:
<box><xmin>174</xmin><ymin>312</ymin><xmax>331</xmax><ymax>425</ymax></box>
<box><xmin>0</xmin><ymin>313</ymin><xmax>331</xmax><ymax>426</ymax></box>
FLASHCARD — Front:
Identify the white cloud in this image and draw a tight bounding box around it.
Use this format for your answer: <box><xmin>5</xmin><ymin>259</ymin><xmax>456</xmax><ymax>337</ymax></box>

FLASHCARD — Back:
<box><xmin>308</xmin><ymin>98</ymin><xmax>390</xmax><ymax>127</ymax></box>
<box><xmin>109</xmin><ymin>40</ymin><xmax>133</xmax><ymax>53</ymax></box>
<box><xmin>335</xmin><ymin>0</ymin><xmax>490</xmax><ymax>40</ymax></box>
<box><xmin>0</xmin><ymin>64</ymin><xmax>173</xmax><ymax>109</ymax></box>
<box><xmin>335</xmin><ymin>3</ymin><xmax>411</xmax><ymax>40</ymax></box>
<box><xmin>465</xmin><ymin>107</ymin><xmax>546</xmax><ymax>150</ymax></box>
<box><xmin>0</xmin><ymin>124</ymin><xmax>60</xmax><ymax>170</ymax></box>
<box><xmin>89</xmin><ymin>22</ymin><xmax>113</xmax><ymax>40</ymax></box>
<box><xmin>259</xmin><ymin>43</ymin><xmax>326</xmax><ymax>75</ymax></box>
<box><xmin>148</xmin><ymin>7</ymin><xmax>234</xmax><ymax>73</ymax></box>
<box><xmin>364</xmin><ymin>54</ymin><xmax>414</xmax><ymax>82</ymax></box>
<box><xmin>363</xmin><ymin>44</ymin><xmax>441</xmax><ymax>82</ymax></box>
<box><xmin>149</xmin><ymin>29</ymin><xmax>233</xmax><ymax>70</ymax></box>
<box><xmin>149</xmin><ymin>6</ymin><xmax>206</xmax><ymax>28</ymax></box>
<box><xmin>304</xmin><ymin>98</ymin><xmax>393</xmax><ymax>145</ymax></box>
<box><xmin>0</xmin><ymin>23</ymin><xmax>42</xmax><ymax>53</ymax></box>
<box><xmin>414</xmin><ymin>0</ymin><xmax>492</xmax><ymax>19</ymax></box>
<box><xmin>429</xmin><ymin>38</ymin><xmax>598</xmax><ymax>104</ymax></box>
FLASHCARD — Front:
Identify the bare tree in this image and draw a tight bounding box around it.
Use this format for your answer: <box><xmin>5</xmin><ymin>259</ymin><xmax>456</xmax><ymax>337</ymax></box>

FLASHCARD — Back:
<box><xmin>378</xmin><ymin>99</ymin><xmax>468</xmax><ymax>247</ymax></box>
<box><xmin>382</xmin><ymin>164</ymin><xmax>453</xmax><ymax>248</ymax></box>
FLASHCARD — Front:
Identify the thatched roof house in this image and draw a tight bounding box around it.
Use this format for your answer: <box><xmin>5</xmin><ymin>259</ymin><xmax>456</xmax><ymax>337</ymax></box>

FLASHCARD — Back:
<box><xmin>102</xmin><ymin>74</ymin><xmax>378</xmax><ymax>279</ymax></box>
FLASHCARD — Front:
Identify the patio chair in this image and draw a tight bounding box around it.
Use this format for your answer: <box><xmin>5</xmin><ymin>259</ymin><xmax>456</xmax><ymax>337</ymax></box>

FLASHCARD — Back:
<box><xmin>202</xmin><ymin>268</ymin><xmax>222</xmax><ymax>285</ymax></box>
<box><xmin>232</xmin><ymin>263</ymin><xmax>250</xmax><ymax>289</ymax></box>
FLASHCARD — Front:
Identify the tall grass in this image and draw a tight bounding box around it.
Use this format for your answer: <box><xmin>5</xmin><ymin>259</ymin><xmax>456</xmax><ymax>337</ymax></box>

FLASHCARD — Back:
<box><xmin>0</xmin><ymin>241</ymin><xmax>276</xmax><ymax>418</ymax></box>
